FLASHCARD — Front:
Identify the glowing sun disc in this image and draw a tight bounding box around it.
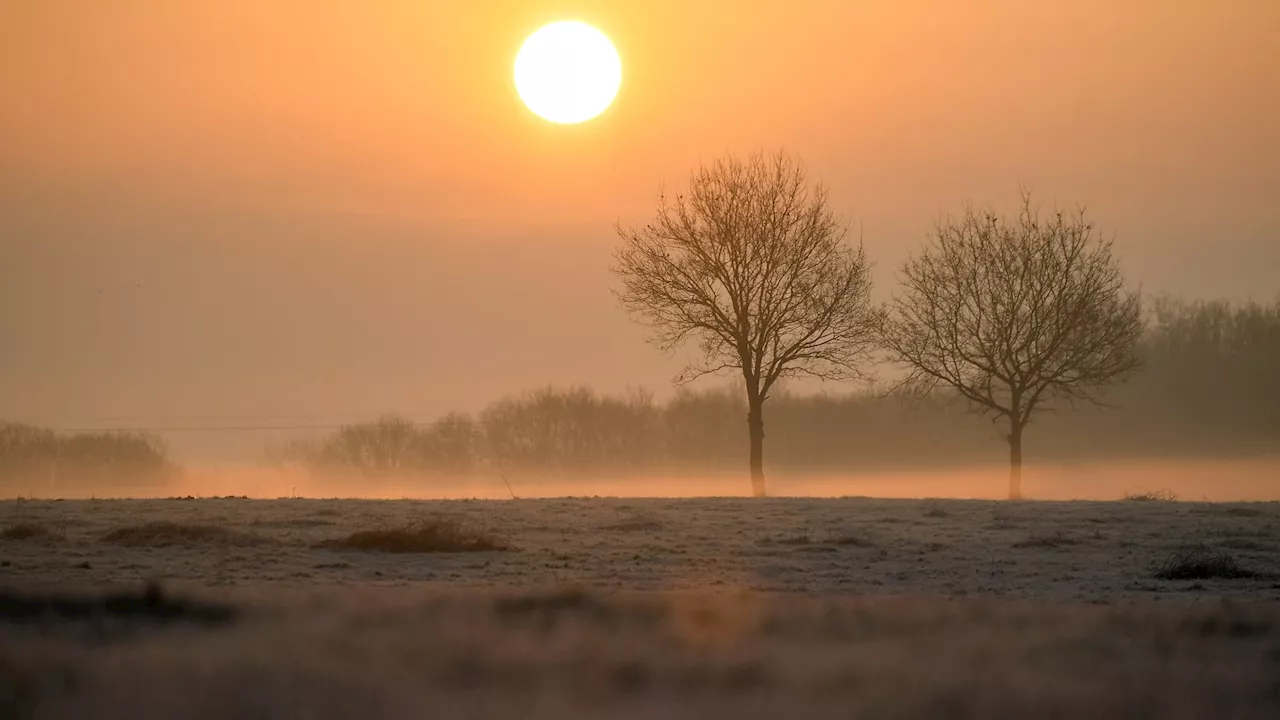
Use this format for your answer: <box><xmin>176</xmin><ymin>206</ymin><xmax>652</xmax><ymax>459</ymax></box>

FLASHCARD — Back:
<box><xmin>515</xmin><ymin>21</ymin><xmax>622</xmax><ymax>124</ymax></box>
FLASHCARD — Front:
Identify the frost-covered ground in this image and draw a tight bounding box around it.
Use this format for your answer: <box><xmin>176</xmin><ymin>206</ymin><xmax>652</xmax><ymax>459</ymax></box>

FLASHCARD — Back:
<box><xmin>3</xmin><ymin>497</ymin><xmax>1280</xmax><ymax>718</ymax></box>
<box><xmin>5</xmin><ymin>497</ymin><xmax>1279</xmax><ymax>599</ymax></box>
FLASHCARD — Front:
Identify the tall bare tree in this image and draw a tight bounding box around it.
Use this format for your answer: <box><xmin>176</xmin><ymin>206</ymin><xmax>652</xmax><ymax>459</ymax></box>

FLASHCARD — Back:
<box><xmin>613</xmin><ymin>151</ymin><xmax>881</xmax><ymax>496</ymax></box>
<box><xmin>883</xmin><ymin>192</ymin><xmax>1143</xmax><ymax>500</ymax></box>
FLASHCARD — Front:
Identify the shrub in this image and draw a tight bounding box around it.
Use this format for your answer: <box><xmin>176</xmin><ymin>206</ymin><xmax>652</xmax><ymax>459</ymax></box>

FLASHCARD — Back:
<box><xmin>313</xmin><ymin>519</ymin><xmax>509</xmax><ymax>553</ymax></box>
<box><xmin>1012</xmin><ymin>531</ymin><xmax>1081</xmax><ymax>549</ymax></box>
<box><xmin>100</xmin><ymin>521</ymin><xmax>271</xmax><ymax>548</ymax></box>
<box><xmin>1</xmin><ymin>522</ymin><xmax>58</xmax><ymax>541</ymax></box>
<box><xmin>1156</xmin><ymin>548</ymin><xmax>1256</xmax><ymax>580</ymax></box>
<box><xmin>1123</xmin><ymin>489</ymin><xmax>1177</xmax><ymax>502</ymax></box>
<box><xmin>827</xmin><ymin>532</ymin><xmax>875</xmax><ymax>547</ymax></box>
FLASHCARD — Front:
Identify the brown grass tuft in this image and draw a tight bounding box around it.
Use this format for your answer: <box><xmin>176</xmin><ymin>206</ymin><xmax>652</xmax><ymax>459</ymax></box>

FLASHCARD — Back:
<box><xmin>1218</xmin><ymin>538</ymin><xmax>1273</xmax><ymax>552</ymax></box>
<box><xmin>1156</xmin><ymin>548</ymin><xmax>1257</xmax><ymax>580</ymax></box>
<box><xmin>313</xmin><ymin>519</ymin><xmax>510</xmax><ymax>553</ymax></box>
<box><xmin>601</xmin><ymin>519</ymin><xmax>665</xmax><ymax>533</ymax></box>
<box><xmin>1013</xmin><ymin>531</ymin><xmax>1082</xmax><ymax>549</ymax></box>
<box><xmin>827</xmin><ymin>533</ymin><xmax>875</xmax><ymax>548</ymax></box>
<box><xmin>100</xmin><ymin>521</ymin><xmax>271</xmax><ymax>548</ymax></box>
<box><xmin>1220</xmin><ymin>506</ymin><xmax>1263</xmax><ymax>518</ymax></box>
<box><xmin>759</xmin><ymin>532</ymin><xmax>874</xmax><ymax>549</ymax></box>
<box><xmin>249</xmin><ymin>518</ymin><xmax>336</xmax><ymax>528</ymax></box>
<box><xmin>1</xmin><ymin>522</ymin><xmax>59</xmax><ymax>541</ymax></box>
<box><xmin>1123</xmin><ymin>489</ymin><xmax>1177</xmax><ymax>502</ymax></box>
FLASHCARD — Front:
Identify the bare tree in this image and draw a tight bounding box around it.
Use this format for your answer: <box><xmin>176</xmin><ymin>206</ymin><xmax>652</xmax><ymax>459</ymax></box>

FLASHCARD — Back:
<box><xmin>613</xmin><ymin>151</ymin><xmax>881</xmax><ymax>497</ymax></box>
<box><xmin>883</xmin><ymin>192</ymin><xmax>1143</xmax><ymax>500</ymax></box>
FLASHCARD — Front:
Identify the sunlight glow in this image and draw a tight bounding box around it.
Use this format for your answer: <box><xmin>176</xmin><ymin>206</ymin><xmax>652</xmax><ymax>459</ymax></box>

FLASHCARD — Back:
<box><xmin>514</xmin><ymin>21</ymin><xmax>622</xmax><ymax>124</ymax></box>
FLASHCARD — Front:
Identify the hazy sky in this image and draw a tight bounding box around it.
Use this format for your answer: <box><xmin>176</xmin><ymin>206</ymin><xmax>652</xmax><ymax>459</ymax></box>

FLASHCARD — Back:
<box><xmin>2</xmin><ymin>1</ymin><xmax>1277</xmax><ymax>460</ymax></box>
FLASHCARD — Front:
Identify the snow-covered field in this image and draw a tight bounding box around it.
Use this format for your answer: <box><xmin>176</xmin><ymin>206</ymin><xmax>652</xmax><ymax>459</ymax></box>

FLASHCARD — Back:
<box><xmin>3</xmin><ymin>497</ymin><xmax>1280</xmax><ymax>718</ymax></box>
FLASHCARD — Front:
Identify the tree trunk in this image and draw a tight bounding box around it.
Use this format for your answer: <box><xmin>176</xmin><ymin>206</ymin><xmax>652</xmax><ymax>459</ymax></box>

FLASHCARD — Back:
<box><xmin>1008</xmin><ymin>420</ymin><xmax>1024</xmax><ymax>501</ymax></box>
<box><xmin>747</xmin><ymin>393</ymin><xmax>766</xmax><ymax>498</ymax></box>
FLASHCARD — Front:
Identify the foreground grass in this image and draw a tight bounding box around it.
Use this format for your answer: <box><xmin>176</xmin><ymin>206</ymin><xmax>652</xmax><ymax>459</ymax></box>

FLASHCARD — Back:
<box><xmin>3</xmin><ymin>588</ymin><xmax>1279</xmax><ymax>719</ymax></box>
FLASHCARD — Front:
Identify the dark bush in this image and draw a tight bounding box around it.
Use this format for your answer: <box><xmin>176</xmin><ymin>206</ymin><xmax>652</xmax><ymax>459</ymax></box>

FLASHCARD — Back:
<box><xmin>1013</xmin><ymin>531</ymin><xmax>1082</xmax><ymax>549</ymax></box>
<box><xmin>1123</xmin><ymin>490</ymin><xmax>1177</xmax><ymax>502</ymax></box>
<box><xmin>100</xmin><ymin>521</ymin><xmax>271</xmax><ymax>548</ymax></box>
<box><xmin>1</xmin><ymin>522</ymin><xmax>59</xmax><ymax>541</ymax></box>
<box><xmin>313</xmin><ymin>519</ymin><xmax>509</xmax><ymax>553</ymax></box>
<box><xmin>1157</xmin><ymin>548</ymin><xmax>1257</xmax><ymax>580</ymax></box>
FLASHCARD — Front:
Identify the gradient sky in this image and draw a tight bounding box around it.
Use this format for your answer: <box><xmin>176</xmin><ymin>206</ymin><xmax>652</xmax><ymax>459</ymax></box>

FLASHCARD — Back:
<box><xmin>2</xmin><ymin>1</ymin><xmax>1277</xmax><ymax>460</ymax></box>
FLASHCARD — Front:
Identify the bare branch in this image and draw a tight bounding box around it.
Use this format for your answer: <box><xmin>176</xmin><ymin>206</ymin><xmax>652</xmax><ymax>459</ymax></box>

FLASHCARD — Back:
<box><xmin>613</xmin><ymin>150</ymin><xmax>881</xmax><ymax>399</ymax></box>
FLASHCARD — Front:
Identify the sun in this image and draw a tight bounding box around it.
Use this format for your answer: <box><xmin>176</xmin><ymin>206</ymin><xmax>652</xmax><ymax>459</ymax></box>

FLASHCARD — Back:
<box><xmin>514</xmin><ymin>21</ymin><xmax>622</xmax><ymax>124</ymax></box>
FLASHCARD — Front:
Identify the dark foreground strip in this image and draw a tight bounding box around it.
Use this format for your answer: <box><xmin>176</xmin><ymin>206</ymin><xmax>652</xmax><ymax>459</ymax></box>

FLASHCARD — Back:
<box><xmin>0</xmin><ymin>583</ymin><xmax>236</xmax><ymax>625</ymax></box>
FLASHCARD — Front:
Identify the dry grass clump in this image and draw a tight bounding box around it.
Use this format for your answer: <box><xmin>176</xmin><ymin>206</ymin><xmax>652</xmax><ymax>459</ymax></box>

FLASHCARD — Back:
<box><xmin>249</xmin><ymin>517</ymin><xmax>336</xmax><ymax>528</ymax></box>
<box><xmin>1218</xmin><ymin>538</ymin><xmax>1273</xmax><ymax>552</ymax></box>
<box><xmin>1</xmin><ymin>517</ymin><xmax>65</xmax><ymax>540</ymax></box>
<box><xmin>313</xmin><ymin>519</ymin><xmax>510</xmax><ymax>553</ymax></box>
<box><xmin>1220</xmin><ymin>506</ymin><xmax>1263</xmax><ymax>518</ymax></box>
<box><xmin>1012</xmin><ymin>531</ymin><xmax>1082</xmax><ymax>549</ymax></box>
<box><xmin>759</xmin><ymin>532</ymin><xmax>874</xmax><ymax>549</ymax></box>
<box><xmin>1156</xmin><ymin>547</ymin><xmax>1257</xmax><ymax>580</ymax></box>
<box><xmin>827</xmin><ymin>533</ymin><xmax>875</xmax><ymax>548</ymax></box>
<box><xmin>600</xmin><ymin>518</ymin><xmax>665</xmax><ymax>533</ymax></box>
<box><xmin>100</xmin><ymin>521</ymin><xmax>271</xmax><ymax>548</ymax></box>
<box><xmin>1</xmin><ymin>522</ymin><xmax>61</xmax><ymax>541</ymax></box>
<box><xmin>1122</xmin><ymin>489</ymin><xmax>1177</xmax><ymax>502</ymax></box>
<box><xmin>922</xmin><ymin>503</ymin><xmax>948</xmax><ymax>518</ymax></box>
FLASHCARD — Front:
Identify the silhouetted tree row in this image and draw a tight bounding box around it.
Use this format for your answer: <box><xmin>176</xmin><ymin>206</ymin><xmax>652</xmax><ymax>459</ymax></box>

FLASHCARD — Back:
<box><xmin>268</xmin><ymin>414</ymin><xmax>480</xmax><ymax>478</ymax></box>
<box><xmin>1046</xmin><ymin>296</ymin><xmax>1280</xmax><ymax>456</ymax></box>
<box><xmin>5</xmin><ymin>296</ymin><xmax>1271</xmax><ymax>491</ymax></box>
<box><xmin>273</xmin><ymin>296</ymin><xmax>1278</xmax><ymax>480</ymax></box>
<box><xmin>0</xmin><ymin>422</ymin><xmax>175</xmax><ymax>493</ymax></box>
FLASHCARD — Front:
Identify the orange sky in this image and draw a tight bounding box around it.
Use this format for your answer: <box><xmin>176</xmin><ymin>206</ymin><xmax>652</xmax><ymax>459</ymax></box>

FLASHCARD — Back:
<box><xmin>1</xmin><ymin>1</ymin><xmax>1277</xmax><ymax>460</ymax></box>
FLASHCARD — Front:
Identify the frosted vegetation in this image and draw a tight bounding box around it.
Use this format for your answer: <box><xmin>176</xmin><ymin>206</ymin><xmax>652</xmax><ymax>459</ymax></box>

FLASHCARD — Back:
<box><xmin>3</xmin><ymin>496</ymin><xmax>1279</xmax><ymax>718</ymax></box>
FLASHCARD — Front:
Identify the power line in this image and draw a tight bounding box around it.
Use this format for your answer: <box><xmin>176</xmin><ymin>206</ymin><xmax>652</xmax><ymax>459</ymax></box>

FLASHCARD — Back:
<box><xmin>6</xmin><ymin>413</ymin><xmax>446</xmax><ymax>435</ymax></box>
<box><xmin>44</xmin><ymin>420</ymin><xmax>439</xmax><ymax>434</ymax></box>
<box><xmin>50</xmin><ymin>424</ymin><xmax>352</xmax><ymax>433</ymax></box>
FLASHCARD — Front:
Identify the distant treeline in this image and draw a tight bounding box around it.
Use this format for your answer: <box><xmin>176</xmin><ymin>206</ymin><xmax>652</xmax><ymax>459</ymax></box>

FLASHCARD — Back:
<box><xmin>3</xmin><ymin>296</ymin><xmax>1275</xmax><ymax>490</ymax></box>
<box><xmin>268</xmin><ymin>297</ymin><xmax>1279</xmax><ymax>479</ymax></box>
<box><xmin>0</xmin><ymin>422</ymin><xmax>174</xmax><ymax>493</ymax></box>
